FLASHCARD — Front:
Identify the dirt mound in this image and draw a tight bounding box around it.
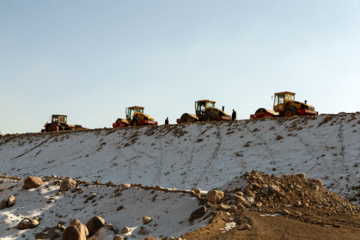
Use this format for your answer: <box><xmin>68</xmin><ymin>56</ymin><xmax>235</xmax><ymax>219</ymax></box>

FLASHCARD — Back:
<box><xmin>229</xmin><ymin>171</ymin><xmax>359</xmax><ymax>213</ymax></box>
<box><xmin>186</xmin><ymin>171</ymin><xmax>360</xmax><ymax>239</ymax></box>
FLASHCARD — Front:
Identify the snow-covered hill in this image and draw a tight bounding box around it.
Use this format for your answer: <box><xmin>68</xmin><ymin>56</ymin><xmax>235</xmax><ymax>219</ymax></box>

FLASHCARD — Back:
<box><xmin>1</xmin><ymin>113</ymin><xmax>359</xmax><ymax>200</ymax></box>
<box><xmin>1</xmin><ymin>112</ymin><xmax>360</xmax><ymax>239</ymax></box>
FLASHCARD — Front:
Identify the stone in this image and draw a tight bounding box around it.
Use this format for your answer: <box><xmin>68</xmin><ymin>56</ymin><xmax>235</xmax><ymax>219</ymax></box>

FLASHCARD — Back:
<box><xmin>106</xmin><ymin>181</ymin><xmax>115</xmax><ymax>187</ymax></box>
<box><xmin>34</xmin><ymin>232</ymin><xmax>47</xmax><ymax>239</ymax></box>
<box><xmin>217</xmin><ymin>204</ymin><xmax>230</xmax><ymax>211</ymax></box>
<box><xmin>236</xmin><ymin>192</ymin><xmax>244</xmax><ymax>197</ymax></box>
<box><xmin>47</xmin><ymin>227</ymin><xmax>62</xmax><ymax>239</ymax></box>
<box><xmin>297</xmin><ymin>173</ymin><xmax>306</xmax><ymax>179</ymax></box>
<box><xmin>205</xmin><ymin>190</ymin><xmax>224</xmax><ymax>203</ymax></box>
<box><xmin>0</xmin><ymin>200</ymin><xmax>7</xmax><ymax>209</ymax></box>
<box><xmin>154</xmin><ymin>185</ymin><xmax>162</xmax><ymax>190</ymax></box>
<box><xmin>113</xmin><ymin>235</ymin><xmax>123</xmax><ymax>240</ymax></box>
<box><xmin>86</xmin><ymin>216</ymin><xmax>105</xmax><ymax>235</ymax></box>
<box><xmin>17</xmin><ymin>218</ymin><xmax>40</xmax><ymax>230</ymax></box>
<box><xmin>239</xmin><ymin>224</ymin><xmax>251</xmax><ymax>230</ymax></box>
<box><xmin>269</xmin><ymin>184</ymin><xmax>281</xmax><ymax>194</ymax></box>
<box><xmin>70</xmin><ymin>219</ymin><xmax>89</xmax><ymax>236</ymax></box>
<box><xmin>189</xmin><ymin>206</ymin><xmax>207</xmax><ymax>222</ymax></box>
<box><xmin>7</xmin><ymin>195</ymin><xmax>16</xmax><ymax>207</ymax></box>
<box><xmin>120</xmin><ymin>226</ymin><xmax>131</xmax><ymax>234</ymax></box>
<box><xmin>229</xmin><ymin>205</ymin><xmax>237</xmax><ymax>212</ymax></box>
<box><xmin>121</xmin><ymin>184</ymin><xmax>130</xmax><ymax>190</ymax></box>
<box><xmin>23</xmin><ymin>176</ymin><xmax>44</xmax><ymax>189</ymax></box>
<box><xmin>311</xmin><ymin>185</ymin><xmax>320</xmax><ymax>191</ymax></box>
<box><xmin>63</xmin><ymin>224</ymin><xmax>87</xmax><ymax>240</ymax></box>
<box><xmin>281</xmin><ymin>209</ymin><xmax>290</xmax><ymax>215</ymax></box>
<box><xmin>106</xmin><ymin>223</ymin><xmax>119</xmax><ymax>234</ymax></box>
<box><xmin>142</xmin><ymin>216</ymin><xmax>152</xmax><ymax>225</ymax></box>
<box><xmin>191</xmin><ymin>187</ymin><xmax>201</xmax><ymax>195</ymax></box>
<box><xmin>137</xmin><ymin>226</ymin><xmax>150</xmax><ymax>235</ymax></box>
<box><xmin>60</xmin><ymin>178</ymin><xmax>77</xmax><ymax>191</ymax></box>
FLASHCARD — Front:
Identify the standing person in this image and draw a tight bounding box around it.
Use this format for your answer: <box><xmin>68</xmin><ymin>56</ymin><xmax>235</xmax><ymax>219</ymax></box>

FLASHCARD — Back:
<box><xmin>165</xmin><ymin>117</ymin><xmax>169</xmax><ymax>125</ymax></box>
<box><xmin>232</xmin><ymin>109</ymin><xmax>237</xmax><ymax>121</ymax></box>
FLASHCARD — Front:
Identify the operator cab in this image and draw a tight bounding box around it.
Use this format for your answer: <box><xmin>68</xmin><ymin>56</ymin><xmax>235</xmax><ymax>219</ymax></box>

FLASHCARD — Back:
<box><xmin>51</xmin><ymin>115</ymin><xmax>67</xmax><ymax>124</ymax></box>
<box><xmin>273</xmin><ymin>92</ymin><xmax>295</xmax><ymax>112</ymax></box>
<box><xmin>195</xmin><ymin>100</ymin><xmax>216</xmax><ymax>116</ymax></box>
<box><xmin>126</xmin><ymin>106</ymin><xmax>144</xmax><ymax>121</ymax></box>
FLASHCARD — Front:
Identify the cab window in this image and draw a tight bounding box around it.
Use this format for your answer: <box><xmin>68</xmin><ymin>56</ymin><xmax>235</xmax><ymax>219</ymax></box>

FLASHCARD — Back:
<box><xmin>278</xmin><ymin>94</ymin><xmax>285</xmax><ymax>104</ymax></box>
<box><xmin>126</xmin><ymin>108</ymin><xmax>133</xmax><ymax>116</ymax></box>
<box><xmin>206</xmin><ymin>102</ymin><xmax>215</xmax><ymax>108</ymax></box>
<box><xmin>286</xmin><ymin>94</ymin><xmax>294</xmax><ymax>101</ymax></box>
<box><xmin>135</xmin><ymin>108</ymin><xmax>144</xmax><ymax>113</ymax></box>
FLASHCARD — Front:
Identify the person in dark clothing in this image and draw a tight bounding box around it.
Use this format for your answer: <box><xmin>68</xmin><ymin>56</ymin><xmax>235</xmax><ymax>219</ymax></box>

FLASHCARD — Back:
<box><xmin>232</xmin><ymin>109</ymin><xmax>237</xmax><ymax>121</ymax></box>
<box><xmin>165</xmin><ymin>117</ymin><xmax>169</xmax><ymax>125</ymax></box>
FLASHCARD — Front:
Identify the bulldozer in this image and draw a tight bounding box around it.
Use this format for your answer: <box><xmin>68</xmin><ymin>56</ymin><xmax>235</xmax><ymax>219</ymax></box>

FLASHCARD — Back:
<box><xmin>113</xmin><ymin>106</ymin><xmax>158</xmax><ymax>128</ymax></box>
<box><xmin>177</xmin><ymin>100</ymin><xmax>231</xmax><ymax>123</ymax></box>
<box><xmin>41</xmin><ymin>114</ymin><xmax>86</xmax><ymax>132</ymax></box>
<box><xmin>250</xmin><ymin>91</ymin><xmax>318</xmax><ymax>119</ymax></box>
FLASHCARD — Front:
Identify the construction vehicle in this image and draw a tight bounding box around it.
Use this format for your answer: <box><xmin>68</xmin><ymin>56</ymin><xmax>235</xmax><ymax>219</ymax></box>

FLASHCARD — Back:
<box><xmin>113</xmin><ymin>106</ymin><xmax>158</xmax><ymax>128</ymax></box>
<box><xmin>41</xmin><ymin>114</ymin><xmax>86</xmax><ymax>132</ymax></box>
<box><xmin>177</xmin><ymin>100</ymin><xmax>231</xmax><ymax>123</ymax></box>
<box><xmin>250</xmin><ymin>91</ymin><xmax>318</xmax><ymax>119</ymax></box>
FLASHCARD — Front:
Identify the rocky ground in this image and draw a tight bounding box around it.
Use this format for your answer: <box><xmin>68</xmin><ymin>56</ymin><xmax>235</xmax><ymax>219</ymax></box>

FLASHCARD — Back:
<box><xmin>1</xmin><ymin>170</ymin><xmax>360</xmax><ymax>239</ymax></box>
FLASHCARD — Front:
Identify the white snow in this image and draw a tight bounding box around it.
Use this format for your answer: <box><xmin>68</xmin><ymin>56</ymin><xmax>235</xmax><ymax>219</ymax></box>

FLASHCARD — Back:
<box><xmin>0</xmin><ymin>113</ymin><xmax>359</xmax><ymax>239</ymax></box>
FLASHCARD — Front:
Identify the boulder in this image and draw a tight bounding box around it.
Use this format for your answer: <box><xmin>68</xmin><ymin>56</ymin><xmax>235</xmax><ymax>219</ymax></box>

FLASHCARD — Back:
<box><xmin>142</xmin><ymin>216</ymin><xmax>152</xmax><ymax>225</ymax></box>
<box><xmin>70</xmin><ymin>219</ymin><xmax>89</xmax><ymax>237</ymax></box>
<box><xmin>191</xmin><ymin>187</ymin><xmax>202</xmax><ymax>195</ymax></box>
<box><xmin>218</xmin><ymin>204</ymin><xmax>230</xmax><ymax>211</ymax></box>
<box><xmin>60</xmin><ymin>178</ymin><xmax>77</xmax><ymax>191</ymax></box>
<box><xmin>106</xmin><ymin>223</ymin><xmax>119</xmax><ymax>234</ymax></box>
<box><xmin>113</xmin><ymin>235</ymin><xmax>123</xmax><ymax>240</ymax></box>
<box><xmin>120</xmin><ymin>184</ymin><xmax>130</xmax><ymax>190</ymax></box>
<box><xmin>120</xmin><ymin>226</ymin><xmax>131</xmax><ymax>234</ymax></box>
<box><xmin>205</xmin><ymin>190</ymin><xmax>224</xmax><ymax>203</ymax></box>
<box><xmin>23</xmin><ymin>176</ymin><xmax>44</xmax><ymax>189</ymax></box>
<box><xmin>7</xmin><ymin>195</ymin><xmax>16</xmax><ymax>207</ymax></box>
<box><xmin>0</xmin><ymin>200</ymin><xmax>7</xmax><ymax>209</ymax></box>
<box><xmin>137</xmin><ymin>226</ymin><xmax>150</xmax><ymax>235</ymax></box>
<box><xmin>86</xmin><ymin>216</ymin><xmax>105</xmax><ymax>235</ymax></box>
<box><xmin>47</xmin><ymin>227</ymin><xmax>62</xmax><ymax>239</ymax></box>
<box><xmin>63</xmin><ymin>224</ymin><xmax>87</xmax><ymax>240</ymax></box>
<box><xmin>189</xmin><ymin>206</ymin><xmax>207</xmax><ymax>222</ymax></box>
<box><xmin>17</xmin><ymin>218</ymin><xmax>40</xmax><ymax>230</ymax></box>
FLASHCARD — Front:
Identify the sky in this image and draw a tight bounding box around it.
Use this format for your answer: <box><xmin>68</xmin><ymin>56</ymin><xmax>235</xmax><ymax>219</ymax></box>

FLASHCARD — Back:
<box><xmin>1</xmin><ymin>0</ymin><xmax>359</xmax><ymax>134</ymax></box>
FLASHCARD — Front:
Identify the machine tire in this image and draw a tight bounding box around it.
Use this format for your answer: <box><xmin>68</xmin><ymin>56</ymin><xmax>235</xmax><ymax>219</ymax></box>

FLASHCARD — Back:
<box><xmin>131</xmin><ymin>118</ymin><xmax>140</xmax><ymax>126</ymax></box>
<box><xmin>50</xmin><ymin>124</ymin><xmax>59</xmax><ymax>132</ymax></box>
<box><xmin>203</xmin><ymin>113</ymin><xmax>214</xmax><ymax>121</ymax></box>
<box><xmin>283</xmin><ymin>107</ymin><xmax>296</xmax><ymax>117</ymax></box>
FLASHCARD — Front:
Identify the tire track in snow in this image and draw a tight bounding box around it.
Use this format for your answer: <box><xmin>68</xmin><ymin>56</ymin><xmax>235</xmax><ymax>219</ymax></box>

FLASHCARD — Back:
<box><xmin>182</xmin><ymin>122</ymin><xmax>217</xmax><ymax>186</ymax></box>
<box><xmin>198</xmin><ymin>122</ymin><xmax>223</xmax><ymax>182</ymax></box>
<box><xmin>242</xmin><ymin>121</ymin><xmax>275</xmax><ymax>171</ymax></box>
<box><xmin>10</xmin><ymin>135</ymin><xmax>54</xmax><ymax>160</ymax></box>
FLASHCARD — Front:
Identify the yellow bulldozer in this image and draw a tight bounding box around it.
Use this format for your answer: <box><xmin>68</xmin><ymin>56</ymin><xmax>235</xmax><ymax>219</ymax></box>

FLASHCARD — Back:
<box><xmin>113</xmin><ymin>106</ymin><xmax>158</xmax><ymax>128</ymax></box>
<box><xmin>41</xmin><ymin>114</ymin><xmax>86</xmax><ymax>132</ymax></box>
<box><xmin>177</xmin><ymin>100</ymin><xmax>231</xmax><ymax>123</ymax></box>
<box><xmin>250</xmin><ymin>91</ymin><xmax>318</xmax><ymax>119</ymax></box>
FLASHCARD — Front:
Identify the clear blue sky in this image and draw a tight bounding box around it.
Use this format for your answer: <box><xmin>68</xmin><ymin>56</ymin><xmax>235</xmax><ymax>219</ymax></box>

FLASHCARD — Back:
<box><xmin>1</xmin><ymin>0</ymin><xmax>359</xmax><ymax>134</ymax></box>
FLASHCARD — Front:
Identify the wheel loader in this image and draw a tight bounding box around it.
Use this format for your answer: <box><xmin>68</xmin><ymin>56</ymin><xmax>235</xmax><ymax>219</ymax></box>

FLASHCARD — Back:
<box><xmin>177</xmin><ymin>100</ymin><xmax>231</xmax><ymax>124</ymax></box>
<box><xmin>41</xmin><ymin>114</ymin><xmax>86</xmax><ymax>132</ymax></box>
<box><xmin>112</xmin><ymin>106</ymin><xmax>158</xmax><ymax>128</ymax></box>
<box><xmin>250</xmin><ymin>91</ymin><xmax>318</xmax><ymax>119</ymax></box>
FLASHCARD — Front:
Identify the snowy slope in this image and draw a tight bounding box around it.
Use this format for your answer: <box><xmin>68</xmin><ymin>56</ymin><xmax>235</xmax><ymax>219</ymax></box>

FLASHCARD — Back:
<box><xmin>0</xmin><ymin>113</ymin><xmax>359</xmax><ymax>199</ymax></box>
